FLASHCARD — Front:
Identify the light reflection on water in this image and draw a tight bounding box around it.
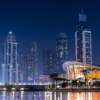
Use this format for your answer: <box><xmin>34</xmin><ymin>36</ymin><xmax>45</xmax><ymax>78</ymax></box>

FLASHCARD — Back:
<box><xmin>0</xmin><ymin>91</ymin><xmax>100</xmax><ymax>100</ymax></box>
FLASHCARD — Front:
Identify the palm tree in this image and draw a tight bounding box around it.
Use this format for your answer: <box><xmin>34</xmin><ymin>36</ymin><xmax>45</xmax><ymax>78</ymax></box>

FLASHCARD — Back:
<box><xmin>54</xmin><ymin>78</ymin><xmax>68</xmax><ymax>88</ymax></box>
<box><xmin>81</xmin><ymin>69</ymin><xmax>89</xmax><ymax>86</ymax></box>
<box><xmin>92</xmin><ymin>68</ymin><xmax>98</xmax><ymax>79</ymax></box>
<box><xmin>49</xmin><ymin>73</ymin><xmax>58</xmax><ymax>89</ymax></box>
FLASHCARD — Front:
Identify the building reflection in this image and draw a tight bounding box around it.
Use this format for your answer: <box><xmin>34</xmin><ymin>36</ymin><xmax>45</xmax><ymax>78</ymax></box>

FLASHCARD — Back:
<box><xmin>10</xmin><ymin>91</ymin><xmax>15</xmax><ymax>100</ymax></box>
<box><xmin>38</xmin><ymin>91</ymin><xmax>100</xmax><ymax>100</ymax></box>
<box><xmin>2</xmin><ymin>91</ymin><xmax>6</xmax><ymax>100</ymax></box>
<box><xmin>44</xmin><ymin>91</ymin><xmax>52</xmax><ymax>100</ymax></box>
<box><xmin>15</xmin><ymin>92</ymin><xmax>19</xmax><ymax>100</ymax></box>
<box><xmin>1</xmin><ymin>91</ymin><xmax>100</xmax><ymax>100</ymax></box>
<box><xmin>20</xmin><ymin>91</ymin><xmax>24</xmax><ymax>100</ymax></box>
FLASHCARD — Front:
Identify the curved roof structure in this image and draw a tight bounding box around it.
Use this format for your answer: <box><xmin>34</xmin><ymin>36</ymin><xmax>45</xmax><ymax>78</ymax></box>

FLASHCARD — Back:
<box><xmin>63</xmin><ymin>61</ymin><xmax>100</xmax><ymax>71</ymax></box>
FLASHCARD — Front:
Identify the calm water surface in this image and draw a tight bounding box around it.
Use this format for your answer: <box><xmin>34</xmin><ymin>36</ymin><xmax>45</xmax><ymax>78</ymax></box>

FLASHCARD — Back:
<box><xmin>0</xmin><ymin>91</ymin><xmax>100</xmax><ymax>100</ymax></box>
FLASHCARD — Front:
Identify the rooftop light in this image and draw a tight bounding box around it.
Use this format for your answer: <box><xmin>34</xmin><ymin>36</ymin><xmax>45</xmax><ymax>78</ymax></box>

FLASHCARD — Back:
<box><xmin>9</xmin><ymin>31</ymin><xmax>12</xmax><ymax>34</ymax></box>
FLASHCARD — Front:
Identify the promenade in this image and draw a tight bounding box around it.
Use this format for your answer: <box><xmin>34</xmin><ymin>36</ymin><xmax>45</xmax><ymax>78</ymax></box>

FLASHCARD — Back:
<box><xmin>0</xmin><ymin>85</ymin><xmax>45</xmax><ymax>91</ymax></box>
<box><xmin>46</xmin><ymin>86</ymin><xmax>100</xmax><ymax>92</ymax></box>
<box><xmin>0</xmin><ymin>84</ymin><xmax>100</xmax><ymax>92</ymax></box>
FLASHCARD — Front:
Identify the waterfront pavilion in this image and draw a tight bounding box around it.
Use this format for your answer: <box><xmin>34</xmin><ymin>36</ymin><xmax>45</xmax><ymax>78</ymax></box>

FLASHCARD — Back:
<box><xmin>63</xmin><ymin>61</ymin><xmax>100</xmax><ymax>80</ymax></box>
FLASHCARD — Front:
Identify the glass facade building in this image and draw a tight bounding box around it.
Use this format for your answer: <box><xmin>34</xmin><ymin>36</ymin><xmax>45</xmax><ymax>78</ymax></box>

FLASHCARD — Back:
<box><xmin>63</xmin><ymin>61</ymin><xmax>100</xmax><ymax>80</ymax></box>
<box><xmin>75</xmin><ymin>11</ymin><xmax>92</xmax><ymax>64</ymax></box>
<box><xmin>43</xmin><ymin>47</ymin><xmax>56</xmax><ymax>75</ymax></box>
<box><xmin>56</xmin><ymin>33</ymin><xmax>68</xmax><ymax>74</ymax></box>
<box><xmin>28</xmin><ymin>42</ymin><xmax>38</xmax><ymax>82</ymax></box>
<box><xmin>20</xmin><ymin>54</ymin><xmax>29</xmax><ymax>82</ymax></box>
<box><xmin>2</xmin><ymin>32</ymin><xmax>18</xmax><ymax>83</ymax></box>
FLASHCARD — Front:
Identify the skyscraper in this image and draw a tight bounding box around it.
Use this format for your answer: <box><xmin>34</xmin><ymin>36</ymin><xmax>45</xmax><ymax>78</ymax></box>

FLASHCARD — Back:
<box><xmin>27</xmin><ymin>42</ymin><xmax>38</xmax><ymax>82</ymax></box>
<box><xmin>20</xmin><ymin>54</ymin><xmax>29</xmax><ymax>82</ymax></box>
<box><xmin>56</xmin><ymin>33</ymin><xmax>68</xmax><ymax>74</ymax></box>
<box><xmin>75</xmin><ymin>9</ymin><xmax>92</xmax><ymax>64</ymax></box>
<box><xmin>2</xmin><ymin>32</ymin><xmax>18</xmax><ymax>84</ymax></box>
<box><xmin>43</xmin><ymin>47</ymin><xmax>56</xmax><ymax>75</ymax></box>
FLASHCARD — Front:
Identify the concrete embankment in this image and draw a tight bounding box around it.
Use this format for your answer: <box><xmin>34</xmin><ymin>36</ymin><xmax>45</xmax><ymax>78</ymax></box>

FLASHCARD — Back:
<box><xmin>46</xmin><ymin>88</ymin><xmax>100</xmax><ymax>92</ymax></box>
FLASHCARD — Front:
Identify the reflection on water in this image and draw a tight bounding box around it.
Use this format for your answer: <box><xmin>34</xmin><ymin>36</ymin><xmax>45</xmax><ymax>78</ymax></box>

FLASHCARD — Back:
<box><xmin>0</xmin><ymin>91</ymin><xmax>100</xmax><ymax>100</ymax></box>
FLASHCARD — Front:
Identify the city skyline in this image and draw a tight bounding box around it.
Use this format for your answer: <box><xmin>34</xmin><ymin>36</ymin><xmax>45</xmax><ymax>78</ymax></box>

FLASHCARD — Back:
<box><xmin>0</xmin><ymin>1</ymin><xmax>100</xmax><ymax>77</ymax></box>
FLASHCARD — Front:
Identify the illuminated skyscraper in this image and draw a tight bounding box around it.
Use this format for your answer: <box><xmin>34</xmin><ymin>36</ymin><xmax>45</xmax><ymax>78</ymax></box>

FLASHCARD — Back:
<box><xmin>20</xmin><ymin>54</ymin><xmax>29</xmax><ymax>82</ymax></box>
<box><xmin>75</xmin><ymin>9</ymin><xmax>92</xmax><ymax>64</ymax></box>
<box><xmin>27</xmin><ymin>42</ymin><xmax>38</xmax><ymax>82</ymax></box>
<box><xmin>43</xmin><ymin>47</ymin><xmax>51</xmax><ymax>75</ymax></box>
<box><xmin>2</xmin><ymin>32</ymin><xmax>18</xmax><ymax>83</ymax></box>
<box><xmin>56</xmin><ymin>33</ymin><xmax>68</xmax><ymax>74</ymax></box>
<box><xmin>43</xmin><ymin>47</ymin><xmax>56</xmax><ymax>75</ymax></box>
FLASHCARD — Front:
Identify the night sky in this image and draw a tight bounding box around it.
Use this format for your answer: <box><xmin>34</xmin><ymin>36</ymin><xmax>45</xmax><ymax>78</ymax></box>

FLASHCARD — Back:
<box><xmin>0</xmin><ymin>0</ymin><xmax>100</xmax><ymax>76</ymax></box>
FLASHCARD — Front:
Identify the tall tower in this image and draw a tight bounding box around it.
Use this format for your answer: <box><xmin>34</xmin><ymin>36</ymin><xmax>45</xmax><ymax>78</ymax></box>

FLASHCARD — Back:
<box><xmin>75</xmin><ymin>9</ymin><xmax>92</xmax><ymax>64</ymax></box>
<box><xmin>27</xmin><ymin>42</ymin><xmax>38</xmax><ymax>82</ymax></box>
<box><xmin>20</xmin><ymin>54</ymin><xmax>29</xmax><ymax>82</ymax></box>
<box><xmin>43</xmin><ymin>47</ymin><xmax>56</xmax><ymax>75</ymax></box>
<box><xmin>2</xmin><ymin>31</ymin><xmax>18</xmax><ymax>84</ymax></box>
<box><xmin>56</xmin><ymin>33</ymin><xmax>68</xmax><ymax>74</ymax></box>
<box><xmin>43</xmin><ymin>47</ymin><xmax>51</xmax><ymax>75</ymax></box>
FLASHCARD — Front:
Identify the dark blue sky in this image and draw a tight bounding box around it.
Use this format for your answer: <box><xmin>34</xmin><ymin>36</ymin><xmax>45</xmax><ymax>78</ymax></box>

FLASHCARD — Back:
<box><xmin>0</xmin><ymin>0</ymin><xmax>100</xmax><ymax>75</ymax></box>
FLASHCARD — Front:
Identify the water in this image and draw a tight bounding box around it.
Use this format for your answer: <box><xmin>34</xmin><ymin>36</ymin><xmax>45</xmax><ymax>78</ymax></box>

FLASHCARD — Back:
<box><xmin>0</xmin><ymin>91</ymin><xmax>99</xmax><ymax>100</ymax></box>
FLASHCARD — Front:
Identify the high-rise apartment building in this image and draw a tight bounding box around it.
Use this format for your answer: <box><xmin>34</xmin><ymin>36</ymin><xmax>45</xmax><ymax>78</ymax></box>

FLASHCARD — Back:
<box><xmin>27</xmin><ymin>42</ymin><xmax>38</xmax><ymax>82</ymax></box>
<box><xmin>2</xmin><ymin>32</ymin><xmax>18</xmax><ymax>83</ymax></box>
<box><xmin>56</xmin><ymin>33</ymin><xmax>68</xmax><ymax>74</ymax></box>
<box><xmin>20</xmin><ymin>42</ymin><xmax>38</xmax><ymax>83</ymax></box>
<box><xmin>43</xmin><ymin>47</ymin><xmax>56</xmax><ymax>75</ymax></box>
<box><xmin>20</xmin><ymin>54</ymin><xmax>29</xmax><ymax>82</ymax></box>
<box><xmin>75</xmin><ymin>10</ymin><xmax>92</xmax><ymax>64</ymax></box>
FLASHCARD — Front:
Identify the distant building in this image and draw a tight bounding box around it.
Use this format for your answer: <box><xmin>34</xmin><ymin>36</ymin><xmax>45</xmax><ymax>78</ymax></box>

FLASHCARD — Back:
<box><xmin>20</xmin><ymin>54</ymin><xmax>29</xmax><ymax>82</ymax></box>
<box><xmin>56</xmin><ymin>33</ymin><xmax>68</xmax><ymax>74</ymax></box>
<box><xmin>43</xmin><ymin>33</ymin><xmax>68</xmax><ymax>75</ymax></box>
<box><xmin>27</xmin><ymin>42</ymin><xmax>38</xmax><ymax>82</ymax></box>
<box><xmin>43</xmin><ymin>47</ymin><xmax>56</xmax><ymax>75</ymax></box>
<box><xmin>20</xmin><ymin>42</ymin><xmax>38</xmax><ymax>83</ymax></box>
<box><xmin>75</xmin><ymin>9</ymin><xmax>92</xmax><ymax>64</ymax></box>
<box><xmin>2</xmin><ymin>32</ymin><xmax>18</xmax><ymax>83</ymax></box>
<box><xmin>39</xmin><ymin>74</ymin><xmax>67</xmax><ymax>83</ymax></box>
